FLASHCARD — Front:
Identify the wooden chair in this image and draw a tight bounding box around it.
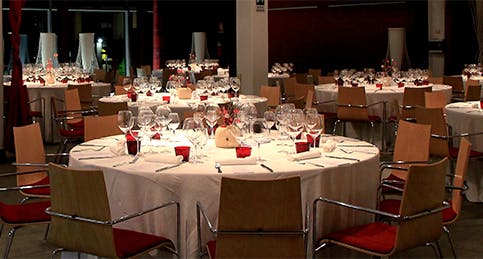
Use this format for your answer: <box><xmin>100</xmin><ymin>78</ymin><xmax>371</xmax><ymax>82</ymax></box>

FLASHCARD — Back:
<box><xmin>400</xmin><ymin>86</ymin><xmax>432</xmax><ymax>121</ymax></box>
<box><xmin>282</xmin><ymin>77</ymin><xmax>297</xmax><ymax>100</ymax></box>
<box><xmin>197</xmin><ymin>176</ymin><xmax>309</xmax><ymax>258</ymax></box>
<box><xmin>443</xmin><ymin>76</ymin><xmax>465</xmax><ymax>102</ymax></box>
<box><xmin>93</xmin><ymin>69</ymin><xmax>107</xmax><ymax>82</ymax></box>
<box><xmin>308</xmin><ymin>69</ymin><xmax>321</xmax><ymax>84</ymax></box>
<box><xmin>46</xmin><ymin>163</ymin><xmax>179</xmax><ymax>258</ymax></box>
<box><xmin>379</xmin><ymin>138</ymin><xmax>472</xmax><ymax>258</ymax></box>
<box><xmin>141</xmin><ymin>65</ymin><xmax>152</xmax><ymax>77</ymax></box>
<box><xmin>84</xmin><ymin>115</ymin><xmax>122</xmax><ymax>141</ymax></box>
<box><xmin>162</xmin><ymin>68</ymin><xmax>177</xmax><ymax>87</ymax></box>
<box><xmin>27</xmin><ymin>97</ymin><xmax>46</xmax><ymax>139</ymax></box>
<box><xmin>259</xmin><ymin>85</ymin><xmax>281</xmax><ymax>109</ymax></box>
<box><xmin>114</xmin><ymin>85</ymin><xmax>132</xmax><ymax>95</ymax></box>
<box><xmin>464</xmin><ymin>79</ymin><xmax>481</xmax><ymax>101</ymax></box>
<box><xmin>295</xmin><ymin>73</ymin><xmax>308</xmax><ymax>84</ymax></box>
<box><xmin>67</xmin><ymin>84</ymin><xmax>92</xmax><ymax>109</ymax></box>
<box><xmin>292</xmin><ymin>82</ymin><xmax>315</xmax><ymax>109</ymax></box>
<box><xmin>305</xmin><ymin>89</ymin><xmax>315</xmax><ymax>110</ymax></box>
<box><xmin>428</xmin><ymin>76</ymin><xmax>443</xmax><ymax>84</ymax></box>
<box><xmin>97</xmin><ymin>101</ymin><xmax>128</xmax><ymax>116</ymax></box>
<box><xmin>425</xmin><ymin>91</ymin><xmax>448</xmax><ymax>109</ymax></box>
<box><xmin>318</xmin><ymin>75</ymin><xmax>335</xmax><ymax>85</ymax></box>
<box><xmin>313</xmin><ymin>158</ymin><xmax>449</xmax><ymax>258</ymax></box>
<box><xmin>332</xmin><ymin>86</ymin><xmax>384</xmax><ymax>144</ymax></box>
<box><xmin>415</xmin><ymin>107</ymin><xmax>449</xmax><ymax>158</ymax></box>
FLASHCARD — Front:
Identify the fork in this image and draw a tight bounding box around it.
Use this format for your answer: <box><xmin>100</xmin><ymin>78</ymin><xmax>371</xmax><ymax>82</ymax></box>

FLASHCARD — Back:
<box><xmin>339</xmin><ymin>148</ymin><xmax>376</xmax><ymax>155</ymax></box>
<box><xmin>113</xmin><ymin>155</ymin><xmax>140</xmax><ymax>167</ymax></box>
<box><xmin>72</xmin><ymin>146</ymin><xmax>106</xmax><ymax>152</ymax></box>
<box><xmin>298</xmin><ymin>161</ymin><xmax>325</xmax><ymax>168</ymax></box>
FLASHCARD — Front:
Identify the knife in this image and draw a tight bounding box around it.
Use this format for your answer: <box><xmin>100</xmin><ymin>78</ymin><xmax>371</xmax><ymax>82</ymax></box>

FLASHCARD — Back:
<box><xmin>155</xmin><ymin>163</ymin><xmax>182</xmax><ymax>172</ymax></box>
<box><xmin>78</xmin><ymin>156</ymin><xmax>114</xmax><ymax>160</ymax></box>
<box><xmin>260</xmin><ymin>164</ymin><xmax>274</xmax><ymax>172</ymax></box>
<box><xmin>325</xmin><ymin>155</ymin><xmax>360</xmax><ymax>162</ymax></box>
<box><xmin>337</xmin><ymin>144</ymin><xmax>374</xmax><ymax>147</ymax></box>
<box><xmin>79</xmin><ymin>144</ymin><xmax>108</xmax><ymax>147</ymax></box>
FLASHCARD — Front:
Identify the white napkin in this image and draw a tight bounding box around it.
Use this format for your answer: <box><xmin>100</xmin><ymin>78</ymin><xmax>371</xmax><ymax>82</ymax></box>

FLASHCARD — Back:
<box><xmin>215</xmin><ymin>157</ymin><xmax>258</xmax><ymax>165</ymax></box>
<box><xmin>322</xmin><ymin>139</ymin><xmax>337</xmax><ymax>153</ymax></box>
<box><xmin>110</xmin><ymin>139</ymin><xmax>126</xmax><ymax>156</ymax></box>
<box><xmin>288</xmin><ymin>150</ymin><xmax>321</xmax><ymax>161</ymax></box>
<box><xmin>143</xmin><ymin>154</ymin><xmax>183</xmax><ymax>164</ymax></box>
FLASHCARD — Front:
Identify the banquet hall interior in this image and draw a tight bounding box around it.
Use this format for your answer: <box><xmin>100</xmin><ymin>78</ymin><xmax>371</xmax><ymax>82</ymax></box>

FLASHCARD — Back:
<box><xmin>0</xmin><ymin>0</ymin><xmax>482</xmax><ymax>258</ymax></box>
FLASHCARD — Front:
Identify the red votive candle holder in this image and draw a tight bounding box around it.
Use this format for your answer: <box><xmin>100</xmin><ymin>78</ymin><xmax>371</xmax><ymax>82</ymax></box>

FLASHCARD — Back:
<box><xmin>200</xmin><ymin>95</ymin><xmax>208</xmax><ymax>101</ymax></box>
<box><xmin>376</xmin><ymin>83</ymin><xmax>383</xmax><ymax>90</ymax></box>
<box><xmin>162</xmin><ymin>95</ymin><xmax>171</xmax><ymax>104</ymax></box>
<box><xmin>235</xmin><ymin>146</ymin><xmax>252</xmax><ymax>158</ymax></box>
<box><xmin>125</xmin><ymin>133</ymin><xmax>140</xmax><ymax>155</ymax></box>
<box><xmin>480</xmin><ymin>100</ymin><xmax>483</xmax><ymax>109</ymax></box>
<box><xmin>295</xmin><ymin>142</ymin><xmax>310</xmax><ymax>153</ymax></box>
<box><xmin>397</xmin><ymin>82</ymin><xmax>405</xmax><ymax>88</ymax></box>
<box><xmin>175</xmin><ymin>146</ymin><xmax>190</xmax><ymax>162</ymax></box>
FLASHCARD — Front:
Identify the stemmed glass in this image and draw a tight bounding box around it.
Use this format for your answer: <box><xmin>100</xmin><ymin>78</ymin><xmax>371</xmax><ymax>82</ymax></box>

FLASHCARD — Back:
<box><xmin>305</xmin><ymin>113</ymin><xmax>324</xmax><ymax>148</ymax></box>
<box><xmin>167</xmin><ymin>113</ymin><xmax>180</xmax><ymax>135</ymax></box>
<box><xmin>286</xmin><ymin>109</ymin><xmax>305</xmax><ymax>153</ymax></box>
<box><xmin>229</xmin><ymin>77</ymin><xmax>241</xmax><ymax>99</ymax></box>
<box><xmin>129</xmin><ymin>116</ymin><xmax>143</xmax><ymax>157</ymax></box>
<box><xmin>263</xmin><ymin>110</ymin><xmax>276</xmax><ymax>138</ymax></box>
<box><xmin>204</xmin><ymin>110</ymin><xmax>220</xmax><ymax>138</ymax></box>
<box><xmin>117</xmin><ymin>110</ymin><xmax>134</xmax><ymax>135</ymax></box>
<box><xmin>182</xmin><ymin>117</ymin><xmax>206</xmax><ymax>164</ymax></box>
<box><xmin>251</xmin><ymin>118</ymin><xmax>269</xmax><ymax>162</ymax></box>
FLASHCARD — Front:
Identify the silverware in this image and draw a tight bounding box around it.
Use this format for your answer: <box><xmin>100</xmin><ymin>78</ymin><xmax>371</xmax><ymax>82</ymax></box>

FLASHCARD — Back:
<box><xmin>298</xmin><ymin>161</ymin><xmax>325</xmax><ymax>168</ymax></box>
<box><xmin>337</xmin><ymin>144</ymin><xmax>374</xmax><ymax>147</ymax></box>
<box><xmin>339</xmin><ymin>148</ymin><xmax>377</xmax><ymax>155</ymax></box>
<box><xmin>79</xmin><ymin>144</ymin><xmax>108</xmax><ymax>147</ymax></box>
<box><xmin>78</xmin><ymin>156</ymin><xmax>114</xmax><ymax>160</ymax></box>
<box><xmin>260</xmin><ymin>164</ymin><xmax>274</xmax><ymax>172</ymax></box>
<box><xmin>155</xmin><ymin>163</ymin><xmax>182</xmax><ymax>172</ymax></box>
<box><xmin>325</xmin><ymin>155</ymin><xmax>360</xmax><ymax>162</ymax></box>
<box><xmin>72</xmin><ymin>146</ymin><xmax>106</xmax><ymax>152</ymax></box>
<box><xmin>215</xmin><ymin>163</ymin><xmax>222</xmax><ymax>173</ymax></box>
<box><xmin>129</xmin><ymin>155</ymin><xmax>140</xmax><ymax>164</ymax></box>
<box><xmin>112</xmin><ymin>155</ymin><xmax>140</xmax><ymax>167</ymax></box>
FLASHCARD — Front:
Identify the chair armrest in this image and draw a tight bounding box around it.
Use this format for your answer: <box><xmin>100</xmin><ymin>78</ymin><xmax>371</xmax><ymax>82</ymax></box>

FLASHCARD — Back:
<box><xmin>45</xmin><ymin>153</ymin><xmax>70</xmax><ymax>157</ymax></box>
<box><xmin>379</xmin><ymin>160</ymin><xmax>430</xmax><ymax>166</ymax></box>
<box><xmin>0</xmin><ymin>184</ymin><xmax>50</xmax><ymax>192</ymax></box>
<box><xmin>0</xmin><ymin>168</ymin><xmax>48</xmax><ymax>177</ymax></box>
<box><xmin>196</xmin><ymin>201</ymin><xmax>217</xmax><ymax>234</ymax></box>
<box><xmin>314</xmin><ymin>99</ymin><xmax>336</xmax><ymax>105</ymax></box>
<box><xmin>11</xmin><ymin>162</ymin><xmax>49</xmax><ymax>167</ymax></box>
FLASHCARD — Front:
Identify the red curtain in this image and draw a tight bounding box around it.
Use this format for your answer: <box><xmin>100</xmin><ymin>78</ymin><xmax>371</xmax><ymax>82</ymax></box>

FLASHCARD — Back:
<box><xmin>152</xmin><ymin>0</ymin><xmax>160</xmax><ymax>70</ymax></box>
<box><xmin>4</xmin><ymin>0</ymin><xmax>30</xmax><ymax>152</ymax></box>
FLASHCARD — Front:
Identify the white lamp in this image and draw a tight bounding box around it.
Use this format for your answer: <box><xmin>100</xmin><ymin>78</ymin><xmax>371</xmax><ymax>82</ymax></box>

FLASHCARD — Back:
<box><xmin>76</xmin><ymin>33</ymin><xmax>99</xmax><ymax>73</ymax></box>
<box><xmin>36</xmin><ymin>32</ymin><xmax>59</xmax><ymax>68</ymax></box>
<box><xmin>386</xmin><ymin>28</ymin><xmax>411</xmax><ymax>70</ymax></box>
<box><xmin>191</xmin><ymin>32</ymin><xmax>209</xmax><ymax>63</ymax></box>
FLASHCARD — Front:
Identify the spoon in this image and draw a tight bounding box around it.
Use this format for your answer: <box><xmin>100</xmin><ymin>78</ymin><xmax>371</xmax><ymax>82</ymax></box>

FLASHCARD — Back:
<box><xmin>215</xmin><ymin>163</ymin><xmax>222</xmax><ymax>173</ymax></box>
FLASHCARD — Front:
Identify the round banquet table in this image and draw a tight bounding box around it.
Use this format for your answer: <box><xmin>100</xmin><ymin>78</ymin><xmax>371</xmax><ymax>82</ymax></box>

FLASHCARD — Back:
<box><xmin>4</xmin><ymin>81</ymin><xmax>111</xmax><ymax>143</ymax></box>
<box><xmin>99</xmin><ymin>93</ymin><xmax>268</xmax><ymax>118</ymax></box>
<box><xmin>315</xmin><ymin>83</ymin><xmax>453</xmax><ymax>119</ymax></box>
<box><xmin>445</xmin><ymin>101</ymin><xmax>483</xmax><ymax>202</ymax></box>
<box><xmin>69</xmin><ymin>133</ymin><xmax>380</xmax><ymax>258</ymax></box>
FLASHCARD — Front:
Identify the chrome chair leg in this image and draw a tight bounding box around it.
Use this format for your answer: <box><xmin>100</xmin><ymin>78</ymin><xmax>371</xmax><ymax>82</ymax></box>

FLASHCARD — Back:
<box><xmin>51</xmin><ymin>248</ymin><xmax>64</xmax><ymax>259</ymax></box>
<box><xmin>332</xmin><ymin>120</ymin><xmax>341</xmax><ymax>135</ymax></box>
<box><xmin>0</xmin><ymin>224</ymin><xmax>3</xmax><ymax>238</ymax></box>
<box><xmin>4</xmin><ymin>227</ymin><xmax>19</xmax><ymax>259</ymax></box>
<box><xmin>20</xmin><ymin>196</ymin><xmax>31</xmax><ymax>204</ymax></box>
<box><xmin>44</xmin><ymin>224</ymin><xmax>50</xmax><ymax>240</ymax></box>
<box><xmin>444</xmin><ymin>225</ymin><xmax>458</xmax><ymax>258</ymax></box>
<box><xmin>425</xmin><ymin>241</ymin><xmax>442</xmax><ymax>258</ymax></box>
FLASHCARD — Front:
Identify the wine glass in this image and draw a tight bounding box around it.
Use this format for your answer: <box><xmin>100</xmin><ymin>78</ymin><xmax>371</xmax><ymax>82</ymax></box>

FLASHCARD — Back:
<box><xmin>117</xmin><ymin>110</ymin><xmax>133</xmax><ymax>135</ymax></box>
<box><xmin>128</xmin><ymin>116</ymin><xmax>143</xmax><ymax>157</ymax></box>
<box><xmin>263</xmin><ymin>110</ymin><xmax>276</xmax><ymax>138</ymax></box>
<box><xmin>204</xmin><ymin>110</ymin><xmax>221</xmax><ymax>139</ymax></box>
<box><xmin>229</xmin><ymin>77</ymin><xmax>241</xmax><ymax>99</ymax></box>
<box><xmin>286</xmin><ymin>109</ymin><xmax>305</xmax><ymax>153</ymax></box>
<box><xmin>123</xmin><ymin>83</ymin><xmax>132</xmax><ymax>94</ymax></box>
<box><xmin>305</xmin><ymin>113</ymin><xmax>324</xmax><ymax>148</ymax></box>
<box><xmin>182</xmin><ymin>117</ymin><xmax>206</xmax><ymax>164</ymax></box>
<box><xmin>251</xmin><ymin>118</ymin><xmax>269</xmax><ymax>162</ymax></box>
<box><xmin>167</xmin><ymin>113</ymin><xmax>180</xmax><ymax>135</ymax></box>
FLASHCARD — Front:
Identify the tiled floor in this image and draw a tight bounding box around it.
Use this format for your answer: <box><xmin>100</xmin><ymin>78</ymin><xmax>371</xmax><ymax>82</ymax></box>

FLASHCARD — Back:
<box><xmin>0</xmin><ymin>144</ymin><xmax>482</xmax><ymax>258</ymax></box>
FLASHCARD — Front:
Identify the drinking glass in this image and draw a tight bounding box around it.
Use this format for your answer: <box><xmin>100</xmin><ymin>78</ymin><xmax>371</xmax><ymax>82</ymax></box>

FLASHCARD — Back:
<box><xmin>251</xmin><ymin>118</ymin><xmax>269</xmax><ymax>162</ymax></box>
<box><xmin>182</xmin><ymin>117</ymin><xmax>206</xmax><ymax>163</ymax></box>
<box><xmin>305</xmin><ymin>113</ymin><xmax>324</xmax><ymax>148</ymax></box>
<box><xmin>263</xmin><ymin>110</ymin><xmax>276</xmax><ymax>137</ymax></box>
<box><xmin>229</xmin><ymin>77</ymin><xmax>241</xmax><ymax>99</ymax></box>
<box><xmin>129</xmin><ymin>116</ymin><xmax>143</xmax><ymax>157</ymax></box>
<box><xmin>117</xmin><ymin>110</ymin><xmax>133</xmax><ymax>135</ymax></box>
<box><xmin>286</xmin><ymin>109</ymin><xmax>305</xmax><ymax>153</ymax></box>
<box><xmin>204</xmin><ymin>110</ymin><xmax>220</xmax><ymax>138</ymax></box>
<box><xmin>167</xmin><ymin>113</ymin><xmax>180</xmax><ymax>135</ymax></box>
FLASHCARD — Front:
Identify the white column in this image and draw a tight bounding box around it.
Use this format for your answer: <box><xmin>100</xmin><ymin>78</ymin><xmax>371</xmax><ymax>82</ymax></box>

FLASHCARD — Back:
<box><xmin>476</xmin><ymin>0</ymin><xmax>483</xmax><ymax>63</ymax></box>
<box><xmin>428</xmin><ymin>0</ymin><xmax>445</xmax><ymax>76</ymax></box>
<box><xmin>387</xmin><ymin>28</ymin><xmax>410</xmax><ymax>70</ymax></box>
<box><xmin>192</xmin><ymin>32</ymin><xmax>208</xmax><ymax>63</ymax></box>
<box><xmin>0</xmin><ymin>0</ymin><xmax>4</xmax><ymax>150</ymax></box>
<box><xmin>236</xmin><ymin>0</ymin><xmax>268</xmax><ymax>96</ymax></box>
<box><xmin>125</xmin><ymin>10</ymin><xmax>131</xmax><ymax>77</ymax></box>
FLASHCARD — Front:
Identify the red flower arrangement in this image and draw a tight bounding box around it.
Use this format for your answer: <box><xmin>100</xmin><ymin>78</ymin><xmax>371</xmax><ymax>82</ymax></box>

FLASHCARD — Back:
<box><xmin>381</xmin><ymin>58</ymin><xmax>397</xmax><ymax>76</ymax></box>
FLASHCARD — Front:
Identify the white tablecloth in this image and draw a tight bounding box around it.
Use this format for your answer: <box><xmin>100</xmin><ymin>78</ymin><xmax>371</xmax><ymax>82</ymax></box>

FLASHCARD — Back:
<box><xmin>69</xmin><ymin>134</ymin><xmax>380</xmax><ymax>258</ymax></box>
<box><xmin>315</xmin><ymin>83</ymin><xmax>453</xmax><ymax>119</ymax></box>
<box><xmin>4</xmin><ymin>81</ymin><xmax>111</xmax><ymax>143</ymax></box>
<box><xmin>445</xmin><ymin>101</ymin><xmax>483</xmax><ymax>202</ymax></box>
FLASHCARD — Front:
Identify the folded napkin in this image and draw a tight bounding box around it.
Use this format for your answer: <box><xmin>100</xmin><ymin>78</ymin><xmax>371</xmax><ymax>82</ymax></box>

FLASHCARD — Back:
<box><xmin>288</xmin><ymin>150</ymin><xmax>321</xmax><ymax>161</ymax></box>
<box><xmin>322</xmin><ymin>139</ymin><xmax>337</xmax><ymax>153</ymax></box>
<box><xmin>143</xmin><ymin>154</ymin><xmax>183</xmax><ymax>164</ymax></box>
<box><xmin>110</xmin><ymin>139</ymin><xmax>126</xmax><ymax>156</ymax></box>
<box><xmin>215</xmin><ymin>157</ymin><xmax>258</xmax><ymax>165</ymax></box>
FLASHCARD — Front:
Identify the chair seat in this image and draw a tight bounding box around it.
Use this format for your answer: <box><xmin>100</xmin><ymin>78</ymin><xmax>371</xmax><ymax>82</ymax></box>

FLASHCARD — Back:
<box><xmin>206</xmin><ymin>240</ymin><xmax>216</xmax><ymax>259</ymax></box>
<box><xmin>380</xmin><ymin>199</ymin><xmax>458</xmax><ymax>223</ymax></box>
<box><xmin>113</xmin><ymin>228</ymin><xmax>173</xmax><ymax>258</ymax></box>
<box><xmin>321</xmin><ymin>222</ymin><xmax>396</xmax><ymax>254</ymax></box>
<box><xmin>20</xmin><ymin>176</ymin><xmax>50</xmax><ymax>196</ymax></box>
<box><xmin>0</xmin><ymin>201</ymin><xmax>51</xmax><ymax>224</ymax></box>
<box><xmin>449</xmin><ymin>147</ymin><xmax>483</xmax><ymax>158</ymax></box>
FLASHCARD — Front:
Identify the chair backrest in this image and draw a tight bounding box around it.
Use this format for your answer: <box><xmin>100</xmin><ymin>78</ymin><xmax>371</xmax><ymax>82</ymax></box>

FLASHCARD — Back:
<box><xmin>401</xmin><ymin>86</ymin><xmax>432</xmax><ymax>120</ymax></box>
<box><xmin>394</xmin><ymin>157</ymin><xmax>448</xmax><ymax>253</ymax></box>
<box><xmin>216</xmin><ymin>176</ymin><xmax>305</xmax><ymax>258</ymax></box>
<box><xmin>318</xmin><ymin>76</ymin><xmax>334</xmax><ymax>85</ymax></box>
<box><xmin>93</xmin><ymin>69</ymin><xmax>107</xmax><ymax>82</ymax></box>
<box><xmin>428</xmin><ymin>76</ymin><xmax>443</xmax><ymax>84</ymax></box>
<box><xmin>84</xmin><ymin>115</ymin><xmax>121</xmax><ymax>141</ymax></box>
<box><xmin>162</xmin><ymin>68</ymin><xmax>177</xmax><ymax>87</ymax></box>
<box><xmin>114</xmin><ymin>85</ymin><xmax>131</xmax><ymax>95</ymax></box>
<box><xmin>13</xmin><ymin>123</ymin><xmax>47</xmax><ymax>186</ymax></box>
<box><xmin>391</xmin><ymin>120</ymin><xmax>431</xmax><ymax>180</ymax></box>
<box><xmin>464</xmin><ymin>80</ymin><xmax>481</xmax><ymax>101</ymax></box>
<box><xmin>283</xmin><ymin>77</ymin><xmax>297</xmax><ymax>98</ymax></box>
<box><xmin>336</xmin><ymin>86</ymin><xmax>369</xmax><ymax>121</ymax></box>
<box><xmin>424</xmin><ymin>91</ymin><xmax>448</xmax><ymax>109</ymax></box>
<box><xmin>47</xmin><ymin>163</ymin><xmax>117</xmax><ymax>258</ymax></box>
<box><xmin>259</xmin><ymin>85</ymin><xmax>281</xmax><ymax>108</ymax></box>
<box><xmin>97</xmin><ymin>101</ymin><xmax>129</xmax><ymax>116</ymax></box>
<box><xmin>305</xmin><ymin>89</ymin><xmax>315</xmax><ymax>109</ymax></box>
<box><xmin>67</xmin><ymin>84</ymin><xmax>92</xmax><ymax>107</ymax></box>
<box><xmin>295</xmin><ymin>73</ymin><xmax>308</xmax><ymax>84</ymax></box>
<box><xmin>443</xmin><ymin>76</ymin><xmax>464</xmax><ymax>93</ymax></box>
<box><xmin>308</xmin><ymin>69</ymin><xmax>321</xmax><ymax>84</ymax></box>
<box><xmin>448</xmin><ymin>138</ymin><xmax>471</xmax><ymax>223</ymax></box>
<box><xmin>415</xmin><ymin>107</ymin><xmax>449</xmax><ymax>157</ymax></box>
<box><xmin>64</xmin><ymin>88</ymin><xmax>82</xmax><ymax>111</ymax></box>
<box><xmin>294</xmin><ymin>83</ymin><xmax>315</xmax><ymax>109</ymax></box>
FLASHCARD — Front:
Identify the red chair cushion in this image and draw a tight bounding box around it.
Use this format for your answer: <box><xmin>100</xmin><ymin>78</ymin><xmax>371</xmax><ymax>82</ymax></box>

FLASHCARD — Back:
<box><xmin>323</xmin><ymin>222</ymin><xmax>396</xmax><ymax>254</ymax></box>
<box><xmin>113</xmin><ymin>228</ymin><xmax>173</xmax><ymax>258</ymax></box>
<box><xmin>382</xmin><ymin>174</ymin><xmax>405</xmax><ymax>193</ymax></box>
<box><xmin>206</xmin><ymin>240</ymin><xmax>216</xmax><ymax>259</ymax></box>
<box><xmin>442</xmin><ymin>201</ymin><xmax>457</xmax><ymax>223</ymax></box>
<box><xmin>449</xmin><ymin>147</ymin><xmax>483</xmax><ymax>158</ymax></box>
<box><xmin>59</xmin><ymin>128</ymin><xmax>84</xmax><ymax>138</ymax></box>
<box><xmin>67</xmin><ymin>120</ymin><xmax>84</xmax><ymax>129</ymax></box>
<box><xmin>0</xmin><ymin>201</ymin><xmax>50</xmax><ymax>223</ymax></box>
<box><xmin>20</xmin><ymin>176</ymin><xmax>50</xmax><ymax>196</ymax></box>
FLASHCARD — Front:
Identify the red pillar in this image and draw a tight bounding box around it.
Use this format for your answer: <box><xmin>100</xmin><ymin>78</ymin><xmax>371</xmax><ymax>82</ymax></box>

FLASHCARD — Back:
<box><xmin>152</xmin><ymin>0</ymin><xmax>160</xmax><ymax>70</ymax></box>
